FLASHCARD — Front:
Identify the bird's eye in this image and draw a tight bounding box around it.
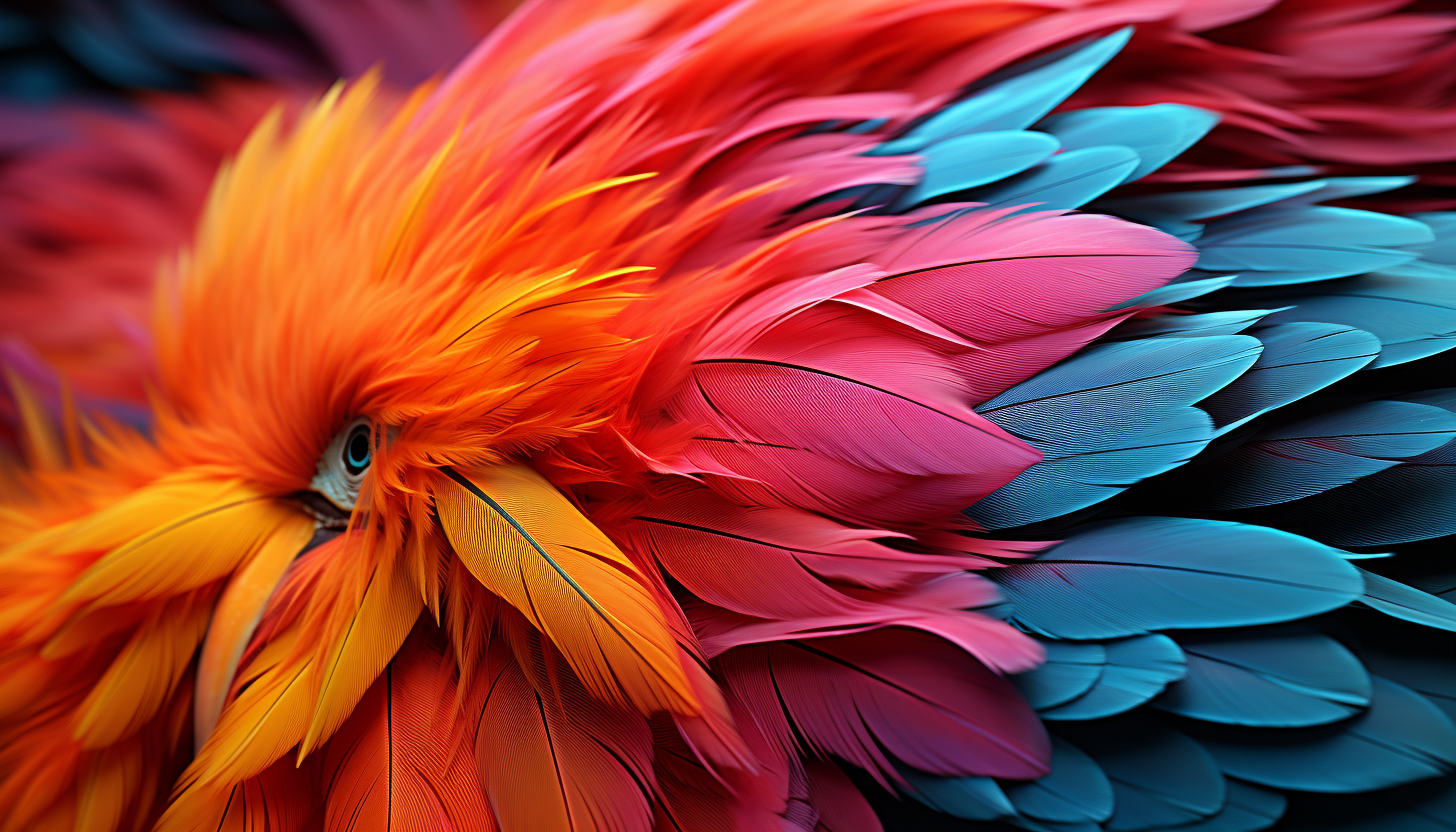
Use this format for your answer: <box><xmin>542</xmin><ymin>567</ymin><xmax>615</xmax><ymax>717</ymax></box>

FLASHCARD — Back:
<box><xmin>343</xmin><ymin>424</ymin><xmax>372</xmax><ymax>475</ymax></box>
<box><xmin>309</xmin><ymin>417</ymin><xmax>377</xmax><ymax>513</ymax></box>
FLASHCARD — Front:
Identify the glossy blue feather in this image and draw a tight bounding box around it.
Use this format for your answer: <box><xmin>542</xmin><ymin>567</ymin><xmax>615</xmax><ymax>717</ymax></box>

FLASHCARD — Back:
<box><xmin>1100</xmin><ymin>182</ymin><xmax>1325</xmax><ymax>224</ymax></box>
<box><xmin>1058</xmin><ymin>716</ymin><xmax>1226</xmax><ymax>831</ymax></box>
<box><xmin>875</xmin><ymin>28</ymin><xmax>1131</xmax><ymax>154</ymax></box>
<box><xmin>1108</xmin><ymin>310</ymin><xmax>1276</xmax><ymax>341</ymax></box>
<box><xmin>1039</xmin><ymin>636</ymin><xmax>1185</xmax><ymax>721</ymax></box>
<box><xmin>1194</xmin><ymin>676</ymin><xmax>1456</xmax><ymax>793</ymax></box>
<box><xmin>1005</xmin><ymin>737</ymin><xmax>1114</xmax><ymax>824</ymax></box>
<box><xmin>970</xmin><ymin>145</ymin><xmax>1140</xmax><ymax>212</ymax></box>
<box><xmin>1201</xmin><ymin>323</ymin><xmax>1381</xmax><ymax>434</ymax></box>
<box><xmin>1263</xmin><ymin>439</ymin><xmax>1456</xmax><ymax>546</ymax></box>
<box><xmin>1414</xmin><ymin>212</ymin><xmax>1456</xmax><ymax>264</ymax></box>
<box><xmin>1249</xmin><ymin>266</ymin><xmax>1456</xmax><ymax>367</ymax></box>
<box><xmin>1196</xmin><ymin>207</ymin><xmax>1431</xmax><ymax>286</ymax></box>
<box><xmin>1013</xmin><ymin>640</ymin><xmax>1105</xmax><ymax>710</ymax></box>
<box><xmin>1155</xmin><ymin>625</ymin><xmax>1371</xmax><ymax>727</ymax></box>
<box><xmin>1109</xmin><ymin>274</ymin><xmax>1239</xmax><ymax>310</ymax></box>
<box><xmin>903</xmin><ymin>130</ymin><xmax>1059</xmax><ymax>204</ymax></box>
<box><xmin>1358</xmin><ymin>569</ymin><xmax>1456</xmax><ymax>632</ymax></box>
<box><xmin>1196</xmin><ymin>401</ymin><xmax>1456</xmax><ymax>510</ymax></box>
<box><xmin>902</xmin><ymin>768</ymin><xmax>1015</xmax><ymax>821</ymax></box>
<box><xmin>1036</xmin><ymin>104</ymin><xmax>1219</xmax><ymax>181</ymax></box>
<box><xmin>994</xmin><ymin>518</ymin><xmax>1363</xmax><ymax>639</ymax></box>
<box><xmin>969</xmin><ymin>337</ymin><xmax>1260</xmax><ymax>527</ymax></box>
<box><xmin>1167</xmin><ymin>781</ymin><xmax>1286</xmax><ymax>832</ymax></box>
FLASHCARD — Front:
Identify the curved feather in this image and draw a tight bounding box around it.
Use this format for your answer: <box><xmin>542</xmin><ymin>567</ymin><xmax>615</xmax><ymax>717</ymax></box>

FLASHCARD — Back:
<box><xmin>875</xmin><ymin>28</ymin><xmax>1131</xmax><ymax>154</ymax></box>
<box><xmin>1011</xmin><ymin>640</ymin><xmax>1105</xmax><ymax>711</ymax></box>
<box><xmin>1258</xmin><ymin>407</ymin><xmax>1456</xmax><ymax>546</ymax></box>
<box><xmin>1196</xmin><ymin>207</ymin><xmax>1431</xmax><ymax>286</ymax></box>
<box><xmin>1193</xmin><ymin>676</ymin><xmax>1456</xmax><ymax>793</ymax></box>
<box><xmin>1356</xmin><ymin>568</ymin><xmax>1456</xmax><ymax>632</ymax></box>
<box><xmin>718</xmin><ymin>629</ymin><xmax>1049</xmax><ymax>783</ymax></box>
<box><xmin>320</xmin><ymin>632</ymin><xmax>493</xmax><ymax>832</ymax></box>
<box><xmin>299</xmin><ymin>546</ymin><xmax>424</xmax><ymax>758</ymax></box>
<box><xmin>73</xmin><ymin>589</ymin><xmax>212</xmax><ymax>748</ymax></box>
<box><xmin>195</xmin><ymin>514</ymin><xmax>316</xmax><ymax>751</ymax></box>
<box><xmin>1169</xmin><ymin>781</ymin><xmax>1286</xmax><ymax>832</ymax></box>
<box><xmin>1199</xmin><ymin>323</ymin><xmax>1381</xmax><ymax>435</ymax></box>
<box><xmin>472</xmin><ymin>642</ymin><xmax>654</xmax><ymax>832</ymax></box>
<box><xmin>1004</xmin><ymin>736</ymin><xmax>1114</xmax><ymax>825</ymax></box>
<box><xmin>901</xmin><ymin>769</ymin><xmax>1014</xmax><ymax>822</ymax></box>
<box><xmin>970</xmin><ymin>145</ymin><xmax>1140</xmax><ymax>212</ymax></box>
<box><xmin>1037</xmin><ymin>635</ymin><xmax>1185</xmax><ymax>721</ymax></box>
<box><xmin>903</xmin><ymin>130</ymin><xmax>1059</xmax><ymax>205</ymax></box>
<box><xmin>994</xmin><ymin>518</ymin><xmax>1363</xmax><ymax>639</ymax></box>
<box><xmin>434</xmin><ymin>463</ymin><xmax>697</xmax><ymax>715</ymax></box>
<box><xmin>1058</xmin><ymin>715</ymin><xmax>1226</xmax><ymax>831</ymax></box>
<box><xmin>1196</xmin><ymin>400</ymin><xmax>1456</xmax><ymax>510</ymax></box>
<box><xmin>970</xmin><ymin>337</ymin><xmax>1262</xmax><ymax>528</ymax></box>
<box><xmin>1245</xmin><ymin>266</ymin><xmax>1456</xmax><ymax>367</ymax></box>
<box><xmin>59</xmin><ymin>477</ymin><xmax>291</xmax><ymax>606</ymax></box>
<box><xmin>1155</xmin><ymin>625</ymin><xmax>1372</xmax><ymax>727</ymax></box>
<box><xmin>1037</xmin><ymin>104</ymin><xmax>1220</xmax><ymax>182</ymax></box>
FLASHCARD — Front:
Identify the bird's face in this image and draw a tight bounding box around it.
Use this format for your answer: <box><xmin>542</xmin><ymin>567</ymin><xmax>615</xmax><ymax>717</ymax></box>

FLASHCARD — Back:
<box><xmin>2</xmin><ymin>72</ymin><xmax>716</xmax><ymax>797</ymax></box>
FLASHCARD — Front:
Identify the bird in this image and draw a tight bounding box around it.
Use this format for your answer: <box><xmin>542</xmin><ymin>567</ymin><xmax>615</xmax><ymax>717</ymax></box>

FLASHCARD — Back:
<box><xmin>0</xmin><ymin>1</ymin><xmax>1453</xmax><ymax>831</ymax></box>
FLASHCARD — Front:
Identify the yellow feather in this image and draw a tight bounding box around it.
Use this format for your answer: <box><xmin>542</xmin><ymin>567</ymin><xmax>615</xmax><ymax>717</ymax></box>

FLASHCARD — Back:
<box><xmin>296</xmin><ymin>550</ymin><xmax>422</xmax><ymax>759</ymax></box>
<box><xmin>62</xmin><ymin>478</ymin><xmax>300</xmax><ymax>607</ymax></box>
<box><xmin>185</xmin><ymin>627</ymin><xmax>313</xmax><ymax>790</ymax></box>
<box><xmin>433</xmin><ymin>463</ymin><xmax>697</xmax><ymax>715</ymax></box>
<box><xmin>73</xmin><ymin>592</ymin><xmax>212</xmax><ymax>748</ymax></box>
<box><xmin>194</xmin><ymin>514</ymin><xmax>315</xmax><ymax>751</ymax></box>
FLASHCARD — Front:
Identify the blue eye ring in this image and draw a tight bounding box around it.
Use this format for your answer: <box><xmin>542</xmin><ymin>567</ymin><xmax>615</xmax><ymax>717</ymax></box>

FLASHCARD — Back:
<box><xmin>343</xmin><ymin>424</ymin><xmax>372</xmax><ymax>475</ymax></box>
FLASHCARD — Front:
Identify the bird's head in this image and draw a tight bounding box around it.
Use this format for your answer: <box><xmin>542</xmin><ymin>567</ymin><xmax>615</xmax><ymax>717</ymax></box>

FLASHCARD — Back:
<box><xmin>2</xmin><ymin>69</ymin><xmax>748</xmax><ymax>799</ymax></box>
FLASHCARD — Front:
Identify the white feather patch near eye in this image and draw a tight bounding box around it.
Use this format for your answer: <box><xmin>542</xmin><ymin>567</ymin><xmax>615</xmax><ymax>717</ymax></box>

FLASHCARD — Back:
<box><xmin>311</xmin><ymin>417</ymin><xmax>373</xmax><ymax>511</ymax></box>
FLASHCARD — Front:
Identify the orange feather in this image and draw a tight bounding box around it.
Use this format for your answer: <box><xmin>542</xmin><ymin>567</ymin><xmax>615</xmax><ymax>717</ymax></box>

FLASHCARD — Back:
<box><xmin>434</xmin><ymin>463</ymin><xmax>699</xmax><ymax>716</ymax></box>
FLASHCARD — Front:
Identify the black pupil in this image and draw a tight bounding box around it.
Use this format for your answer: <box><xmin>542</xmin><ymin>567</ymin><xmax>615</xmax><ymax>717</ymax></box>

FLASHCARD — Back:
<box><xmin>344</xmin><ymin>428</ymin><xmax>371</xmax><ymax>473</ymax></box>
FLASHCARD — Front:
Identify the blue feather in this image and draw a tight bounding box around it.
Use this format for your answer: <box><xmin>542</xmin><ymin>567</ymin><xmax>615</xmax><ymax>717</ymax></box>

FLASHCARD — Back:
<box><xmin>969</xmin><ymin>145</ymin><xmax>1140</xmax><ymax>212</ymax></box>
<box><xmin>1357</xmin><ymin>569</ymin><xmax>1456</xmax><ymax>633</ymax></box>
<box><xmin>1108</xmin><ymin>310</ymin><xmax>1277</xmax><ymax>341</ymax></box>
<box><xmin>901</xmin><ymin>768</ymin><xmax>1015</xmax><ymax>822</ymax></box>
<box><xmin>969</xmin><ymin>337</ymin><xmax>1260</xmax><ymax>528</ymax></box>
<box><xmin>874</xmin><ymin>28</ymin><xmax>1131</xmax><ymax>155</ymax></box>
<box><xmin>1109</xmin><ymin>274</ymin><xmax>1239</xmax><ymax>310</ymax></box>
<box><xmin>1098</xmin><ymin>181</ymin><xmax>1327</xmax><ymax>232</ymax></box>
<box><xmin>902</xmin><ymin>130</ymin><xmax>1059</xmax><ymax>205</ymax></box>
<box><xmin>1195</xmin><ymin>401</ymin><xmax>1456</xmax><ymax>510</ymax></box>
<box><xmin>1276</xmin><ymin>176</ymin><xmax>1417</xmax><ymax>205</ymax></box>
<box><xmin>1036</xmin><ymin>104</ymin><xmax>1220</xmax><ymax>181</ymax></box>
<box><xmin>1196</xmin><ymin>207</ymin><xmax>1432</xmax><ymax>286</ymax></box>
<box><xmin>1413</xmin><ymin>212</ymin><xmax>1456</xmax><ymax>265</ymax></box>
<box><xmin>1167</xmin><ymin>781</ymin><xmax>1286</xmax><ymax>832</ymax></box>
<box><xmin>1194</xmin><ymin>676</ymin><xmax>1456</xmax><ymax>793</ymax></box>
<box><xmin>1250</xmin><ymin>266</ymin><xmax>1456</xmax><ymax>367</ymax></box>
<box><xmin>1262</xmin><ymin>437</ymin><xmax>1456</xmax><ymax>546</ymax></box>
<box><xmin>1004</xmin><ymin>737</ymin><xmax>1114</xmax><ymax>825</ymax></box>
<box><xmin>1057</xmin><ymin>715</ymin><xmax>1226</xmax><ymax>830</ymax></box>
<box><xmin>1039</xmin><ymin>635</ymin><xmax>1185</xmax><ymax>721</ymax></box>
<box><xmin>1013</xmin><ymin>640</ymin><xmax>1105</xmax><ymax>710</ymax></box>
<box><xmin>1200</xmin><ymin>323</ymin><xmax>1381</xmax><ymax>435</ymax></box>
<box><xmin>1155</xmin><ymin>625</ymin><xmax>1371</xmax><ymax>727</ymax></box>
<box><xmin>995</xmin><ymin>518</ymin><xmax>1363</xmax><ymax>640</ymax></box>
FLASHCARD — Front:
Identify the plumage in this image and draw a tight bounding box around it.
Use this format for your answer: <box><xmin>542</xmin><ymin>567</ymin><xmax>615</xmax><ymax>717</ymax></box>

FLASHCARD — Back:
<box><xmin>0</xmin><ymin>1</ymin><xmax>1453</xmax><ymax>830</ymax></box>
<box><xmin>1155</xmin><ymin>626</ymin><xmax>1372</xmax><ymax>728</ymax></box>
